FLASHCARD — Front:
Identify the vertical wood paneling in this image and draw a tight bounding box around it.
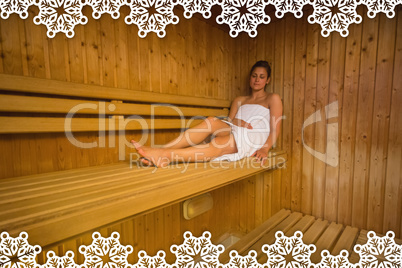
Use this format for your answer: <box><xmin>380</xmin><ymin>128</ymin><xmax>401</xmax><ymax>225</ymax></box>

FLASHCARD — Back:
<box><xmin>325</xmin><ymin>33</ymin><xmax>345</xmax><ymax>223</ymax></box>
<box><xmin>114</xmin><ymin>13</ymin><xmax>129</xmax><ymax>89</ymax></box>
<box><xmin>67</xmin><ymin>25</ymin><xmax>85</xmax><ymax>83</ymax></box>
<box><xmin>312</xmin><ymin>34</ymin><xmax>331</xmax><ymax>219</ymax></box>
<box><xmin>127</xmin><ymin>24</ymin><xmax>140</xmax><ymax>90</ymax></box>
<box><xmin>351</xmin><ymin>14</ymin><xmax>379</xmax><ymax>230</ymax></box>
<box><xmin>24</xmin><ymin>12</ymin><xmax>47</xmax><ymax>79</ymax></box>
<box><xmin>281</xmin><ymin>15</ymin><xmax>296</xmax><ymax>210</ymax></box>
<box><xmin>338</xmin><ymin>21</ymin><xmax>362</xmax><ymax>225</ymax></box>
<box><xmin>367</xmin><ymin>14</ymin><xmax>396</xmax><ymax>232</ymax></box>
<box><xmin>383</xmin><ymin>9</ymin><xmax>402</xmax><ymax>236</ymax></box>
<box><xmin>18</xmin><ymin>19</ymin><xmax>29</xmax><ymax>76</ymax></box>
<box><xmin>246</xmin><ymin>10</ymin><xmax>401</xmax><ymax>237</ymax></box>
<box><xmin>149</xmin><ymin>34</ymin><xmax>162</xmax><ymax>93</ymax></box>
<box><xmin>290</xmin><ymin>16</ymin><xmax>307</xmax><ymax>212</ymax></box>
<box><xmin>100</xmin><ymin>16</ymin><xmax>117</xmax><ymax>87</ymax></box>
<box><xmin>1</xmin><ymin>15</ymin><xmax>23</xmax><ymax>75</ymax></box>
<box><xmin>48</xmin><ymin>34</ymin><xmax>69</xmax><ymax>81</ymax></box>
<box><xmin>301</xmin><ymin>22</ymin><xmax>319</xmax><ymax>215</ymax></box>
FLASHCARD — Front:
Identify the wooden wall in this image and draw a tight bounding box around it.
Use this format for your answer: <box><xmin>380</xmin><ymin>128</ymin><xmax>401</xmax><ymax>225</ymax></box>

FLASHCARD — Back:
<box><xmin>244</xmin><ymin>7</ymin><xmax>402</xmax><ymax>238</ymax></box>
<box><xmin>0</xmin><ymin>6</ymin><xmax>248</xmax><ymax>179</ymax></box>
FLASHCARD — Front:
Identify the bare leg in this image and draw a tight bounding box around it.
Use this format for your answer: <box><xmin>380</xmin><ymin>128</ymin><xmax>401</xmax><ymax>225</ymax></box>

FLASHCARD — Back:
<box><xmin>132</xmin><ymin>134</ymin><xmax>237</xmax><ymax>167</ymax></box>
<box><xmin>162</xmin><ymin>116</ymin><xmax>231</xmax><ymax>149</ymax></box>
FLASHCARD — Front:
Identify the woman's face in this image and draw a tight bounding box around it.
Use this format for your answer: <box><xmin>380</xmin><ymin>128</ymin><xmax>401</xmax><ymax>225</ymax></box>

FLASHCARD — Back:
<box><xmin>250</xmin><ymin>67</ymin><xmax>270</xmax><ymax>91</ymax></box>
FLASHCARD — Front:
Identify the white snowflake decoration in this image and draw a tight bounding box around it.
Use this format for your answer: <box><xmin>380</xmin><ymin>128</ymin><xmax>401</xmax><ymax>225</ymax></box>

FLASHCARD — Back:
<box><xmin>224</xmin><ymin>250</ymin><xmax>260</xmax><ymax>268</ymax></box>
<box><xmin>79</xmin><ymin>232</ymin><xmax>133</xmax><ymax>268</ymax></box>
<box><xmin>354</xmin><ymin>231</ymin><xmax>402</xmax><ymax>268</ymax></box>
<box><xmin>43</xmin><ymin>251</ymin><xmax>79</xmax><ymax>268</ymax></box>
<box><xmin>216</xmin><ymin>0</ymin><xmax>270</xmax><ymax>38</ymax></box>
<box><xmin>262</xmin><ymin>231</ymin><xmax>316</xmax><ymax>268</ymax></box>
<box><xmin>33</xmin><ymin>0</ymin><xmax>88</xmax><ymax>38</ymax></box>
<box><xmin>170</xmin><ymin>231</ymin><xmax>225</xmax><ymax>268</ymax></box>
<box><xmin>316</xmin><ymin>250</ymin><xmax>353</xmax><ymax>268</ymax></box>
<box><xmin>270</xmin><ymin>0</ymin><xmax>310</xmax><ymax>18</ymax></box>
<box><xmin>86</xmin><ymin>0</ymin><xmax>127</xmax><ymax>19</ymax></box>
<box><xmin>0</xmin><ymin>232</ymin><xmax>41</xmax><ymax>268</ymax></box>
<box><xmin>125</xmin><ymin>0</ymin><xmax>179</xmax><ymax>38</ymax></box>
<box><xmin>180</xmin><ymin>0</ymin><xmax>217</xmax><ymax>19</ymax></box>
<box><xmin>0</xmin><ymin>0</ymin><xmax>37</xmax><ymax>19</ymax></box>
<box><xmin>308</xmin><ymin>0</ymin><xmax>363</xmax><ymax>37</ymax></box>
<box><xmin>134</xmin><ymin>250</ymin><xmax>169</xmax><ymax>268</ymax></box>
<box><xmin>362</xmin><ymin>0</ymin><xmax>402</xmax><ymax>18</ymax></box>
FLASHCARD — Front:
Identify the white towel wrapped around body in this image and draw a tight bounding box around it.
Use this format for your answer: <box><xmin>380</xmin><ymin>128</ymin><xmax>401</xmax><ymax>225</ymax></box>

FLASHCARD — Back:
<box><xmin>212</xmin><ymin>104</ymin><xmax>271</xmax><ymax>162</ymax></box>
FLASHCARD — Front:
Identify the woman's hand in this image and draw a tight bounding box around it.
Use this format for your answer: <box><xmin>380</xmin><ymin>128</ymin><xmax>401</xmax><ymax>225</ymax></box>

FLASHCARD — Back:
<box><xmin>232</xmin><ymin>118</ymin><xmax>253</xmax><ymax>129</ymax></box>
<box><xmin>252</xmin><ymin>147</ymin><xmax>269</xmax><ymax>166</ymax></box>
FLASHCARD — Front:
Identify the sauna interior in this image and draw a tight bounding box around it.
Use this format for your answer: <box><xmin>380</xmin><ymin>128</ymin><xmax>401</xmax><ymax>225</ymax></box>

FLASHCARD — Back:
<box><xmin>0</xmin><ymin>3</ymin><xmax>401</xmax><ymax>266</ymax></box>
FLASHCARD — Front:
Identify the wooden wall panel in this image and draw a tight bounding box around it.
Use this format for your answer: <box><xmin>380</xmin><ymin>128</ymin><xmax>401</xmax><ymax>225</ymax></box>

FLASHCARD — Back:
<box><xmin>0</xmin><ymin>13</ymin><xmax>242</xmax><ymax>179</ymax></box>
<box><xmin>246</xmin><ymin>8</ymin><xmax>402</xmax><ymax>238</ymax></box>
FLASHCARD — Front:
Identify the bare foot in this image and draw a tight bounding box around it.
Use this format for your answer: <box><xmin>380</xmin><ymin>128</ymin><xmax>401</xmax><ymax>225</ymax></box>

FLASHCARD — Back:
<box><xmin>131</xmin><ymin>140</ymin><xmax>171</xmax><ymax>168</ymax></box>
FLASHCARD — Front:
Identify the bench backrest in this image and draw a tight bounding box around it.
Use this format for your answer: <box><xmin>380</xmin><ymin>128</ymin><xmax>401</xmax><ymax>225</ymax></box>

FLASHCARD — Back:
<box><xmin>0</xmin><ymin>74</ymin><xmax>230</xmax><ymax>134</ymax></box>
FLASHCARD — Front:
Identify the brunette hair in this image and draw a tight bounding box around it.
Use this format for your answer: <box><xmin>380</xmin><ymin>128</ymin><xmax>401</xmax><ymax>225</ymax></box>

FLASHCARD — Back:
<box><xmin>249</xmin><ymin>60</ymin><xmax>271</xmax><ymax>78</ymax></box>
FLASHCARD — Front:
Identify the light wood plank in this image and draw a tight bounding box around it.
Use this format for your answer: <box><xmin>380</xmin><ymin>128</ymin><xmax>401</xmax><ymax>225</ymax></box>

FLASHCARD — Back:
<box><xmin>254</xmin><ymin>212</ymin><xmax>303</xmax><ymax>263</ymax></box>
<box><xmin>312</xmin><ymin>33</ymin><xmax>331</xmax><ymax>219</ymax></box>
<box><xmin>302</xmin><ymin>219</ymin><xmax>329</xmax><ymax>244</ymax></box>
<box><xmin>311</xmin><ymin>222</ymin><xmax>344</xmax><ymax>263</ymax></box>
<box><xmin>338</xmin><ymin>19</ymin><xmax>362</xmax><ymax>226</ymax></box>
<box><xmin>0</xmin><ymin>117</ymin><xmax>204</xmax><ymax>133</ymax></box>
<box><xmin>0</xmin><ymin>74</ymin><xmax>231</xmax><ymax>107</ymax></box>
<box><xmin>284</xmin><ymin>215</ymin><xmax>316</xmax><ymax>236</ymax></box>
<box><xmin>383</xmin><ymin>8</ymin><xmax>402</xmax><ymax>237</ymax></box>
<box><xmin>0</xmin><ymin>94</ymin><xmax>228</xmax><ymax>117</ymax></box>
<box><xmin>351</xmin><ymin>13</ymin><xmax>379</xmax><ymax>230</ymax></box>
<box><xmin>331</xmin><ymin>226</ymin><xmax>359</xmax><ymax>256</ymax></box>
<box><xmin>220</xmin><ymin>209</ymin><xmax>291</xmax><ymax>263</ymax></box>
<box><xmin>367</xmin><ymin>13</ymin><xmax>396</xmax><ymax>233</ymax></box>
<box><xmin>281</xmin><ymin>15</ymin><xmax>295</xmax><ymax>210</ymax></box>
<box><xmin>290</xmin><ymin>15</ymin><xmax>307</xmax><ymax>213</ymax></box>
<box><xmin>301</xmin><ymin>22</ymin><xmax>319</xmax><ymax>216</ymax></box>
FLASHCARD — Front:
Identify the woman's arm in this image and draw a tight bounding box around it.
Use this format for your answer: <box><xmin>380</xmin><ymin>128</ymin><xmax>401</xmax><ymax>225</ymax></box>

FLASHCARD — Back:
<box><xmin>252</xmin><ymin>94</ymin><xmax>283</xmax><ymax>163</ymax></box>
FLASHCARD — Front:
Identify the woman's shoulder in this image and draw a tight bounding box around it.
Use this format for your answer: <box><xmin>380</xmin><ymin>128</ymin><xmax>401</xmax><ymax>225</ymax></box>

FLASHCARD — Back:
<box><xmin>231</xmin><ymin>95</ymin><xmax>248</xmax><ymax>105</ymax></box>
<box><xmin>267</xmin><ymin>93</ymin><xmax>282</xmax><ymax>103</ymax></box>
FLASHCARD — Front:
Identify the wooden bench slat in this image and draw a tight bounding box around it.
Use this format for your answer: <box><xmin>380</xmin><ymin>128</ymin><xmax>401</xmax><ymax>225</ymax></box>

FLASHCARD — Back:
<box><xmin>284</xmin><ymin>214</ymin><xmax>316</xmax><ymax>236</ymax></box>
<box><xmin>0</xmin><ymin>164</ymin><xmax>218</xmax><ymax>215</ymax></box>
<box><xmin>302</xmin><ymin>219</ymin><xmax>329</xmax><ymax>244</ymax></box>
<box><xmin>311</xmin><ymin>222</ymin><xmax>344</xmax><ymax>263</ymax></box>
<box><xmin>0</xmin><ymin>163</ymin><xmax>133</xmax><ymax>187</ymax></box>
<box><xmin>1</xmin><ymin>166</ymin><xmax>223</xmax><ymax>225</ymax></box>
<box><xmin>220</xmin><ymin>209</ymin><xmax>291</xmax><ymax>263</ymax></box>
<box><xmin>0</xmin><ymin>74</ymin><xmax>231</xmax><ymax>107</ymax></box>
<box><xmin>0</xmin><ymin>116</ymin><xmax>203</xmax><ymax>133</ymax></box>
<box><xmin>331</xmin><ymin>226</ymin><xmax>359</xmax><ymax>256</ymax></box>
<box><xmin>254</xmin><ymin>212</ymin><xmax>304</xmax><ymax>263</ymax></box>
<box><xmin>0</xmin><ymin>94</ymin><xmax>228</xmax><ymax>117</ymax></box>
<box><xmin>1</xmin><ymin>152</ymin><xmax>287</xmax><ymax>247</ymax></box>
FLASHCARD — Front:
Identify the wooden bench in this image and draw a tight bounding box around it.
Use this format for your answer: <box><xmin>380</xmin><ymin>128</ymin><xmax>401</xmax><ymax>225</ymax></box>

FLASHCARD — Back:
<box><xmin>0</xmin><ymin>74</ymin><xmax>287</xmax><ymax>247</ymax></box>
<box><xmin>219</xmin><ymin>209</ymin><xmax>402</xmax><ymax>264</ymax></box>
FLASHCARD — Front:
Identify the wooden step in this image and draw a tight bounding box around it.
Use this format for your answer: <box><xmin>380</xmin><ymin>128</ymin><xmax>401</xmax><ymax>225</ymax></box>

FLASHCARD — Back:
<box><xmin>224</xmin><ymin>209</ymin><xmax>399</xmax><ymax>264</ymax></box>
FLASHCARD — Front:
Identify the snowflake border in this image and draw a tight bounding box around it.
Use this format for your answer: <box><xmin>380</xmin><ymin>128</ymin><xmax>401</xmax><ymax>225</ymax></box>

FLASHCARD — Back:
<box><xmin>1</xmin><ymin>230</ymin><xmax>401</xmax><ymax>268</ymax></box>
<box><xmin>0</xmin><ymin>0</ymin><xmax>400</xmax><ymax>38</ymax></box>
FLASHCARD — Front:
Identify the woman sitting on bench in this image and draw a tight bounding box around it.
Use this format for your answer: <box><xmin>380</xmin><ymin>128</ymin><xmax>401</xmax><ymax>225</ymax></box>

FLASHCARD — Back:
<box><xmin>132</xmin><ymin>60</ymin><xmax>283</xmax><ymax>167</ymax></box>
